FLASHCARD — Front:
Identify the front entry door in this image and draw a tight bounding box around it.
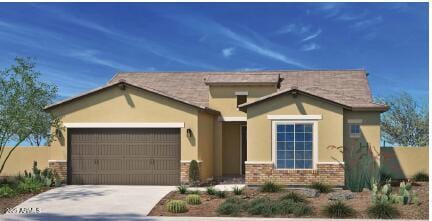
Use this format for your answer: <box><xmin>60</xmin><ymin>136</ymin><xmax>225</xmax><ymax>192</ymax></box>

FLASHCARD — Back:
<box><xmin>241</xmin><ymin>125</ymin><xmax>247</xmax><ymax>175</ymax></box>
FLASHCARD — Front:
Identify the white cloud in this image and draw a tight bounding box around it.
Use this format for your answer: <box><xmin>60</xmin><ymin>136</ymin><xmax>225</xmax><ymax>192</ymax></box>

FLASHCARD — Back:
<box><xmin>301</xmin><ymin>43</ymin><xmax>321</xmax><ymax>51</ymax></box>
<box><xmin>222</xmin><ymin>47</ymin><xmax>235</xmax><ymax>58</ymax></box>
<box><xmin>302</xmin><ymin>29</ymin><xmax>322</xmax><ymax>42</ymax></box>
<box><xmin>351</xmin><ymin>16</ymin><xmax>383</xmax><ymax>30</ymax></box>
<box><xmin>336</xmin><ymin>11</ymin><xmax>368</xmax><ymax>21</ymax></box>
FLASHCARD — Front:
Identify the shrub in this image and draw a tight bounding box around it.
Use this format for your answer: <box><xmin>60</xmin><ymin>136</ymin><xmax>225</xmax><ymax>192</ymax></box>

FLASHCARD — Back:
<box><xmin>293</xmin><ymin>203</ymin><xmax>313</xmax><ymax>216</ymax></box>
<box><xmin>279</xmin><ymin>192</ymin><xmax>307</xmax><ymax>203</ymax></box>
<box><xmin>323</xmin><ymin>201</ymin><xmax>355</xmax><ymax>218</ymax></box>
<box><xmin>274</xmin><ymin>199</ymin><xmax>297</xmax><ymax>215</ymax></box>
<box><xmin>233</xmin><ymin>186</ymin><xmax>243</xmax><ymax>195</ymax></box>
<box><xmin>367</xmin><ymin>202</ymin><xmax>400</xmax><ymax>219</ymax></box>
<box><xmin>166</xmin><ymin>200</ymin><xmax>188</xmax><ymax>213</ymax></box>
<box><xmin>189</xmin><ymin>160</ymin><xmax>200</xmax><ymax>186</ymax></box>
<box><xmin>16</xmin><ymin>178</ymin><xmax>44</xmax><ymax>193</ymax></box>
<box><xmin>412</xmin><ymin>172</ymin><xmax>428</xmax><ymax>182</ymax></box>
<box><xmin>207</xmin><ymin>186</ymin><xmax>217</xmax><ymax>195</ymax></box>
<box><xmin>216</xmin><ymin>190</ymin><xmax>226</xmax><ymax>198</ymax></box>
<box><xmin>247</xmin><ymin>197</ymin><xmax>277</xmax><ymax>217</ymax></box>
<box><xmin>309</xmin><ymin>182</ymin><xmax>332</xmax><ymax>193</ymax></box>
<box><xmin>259</xmin><ymin>181</ymin><xmax>281</xmax><ymax>193</ymax></box>
<box><xmin>177</xmin><ymin>185</ymin><xmax>188</xmax><ymax>194</ymax></box>
<box><xmin>186</xmin><ymin>194</ymin><xmax>201</xmax><ymax>205</ymax></box>
<box><xmin>0</xmin><ymin>185</ymin><xmax>16</xmax><ymax>198</ymax></box>
<box><xmin>217</xmin><ymin>198</ymin><xmax>243</xmax><ymax>216</ymax></box>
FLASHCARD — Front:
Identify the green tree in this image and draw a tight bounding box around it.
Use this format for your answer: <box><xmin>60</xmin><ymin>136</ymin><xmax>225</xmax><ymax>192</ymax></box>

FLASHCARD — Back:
<box><xmin>378</xmin><ymin>92</ymin><xmax>428</xmax><ymax>147</ymax></box>
<box><xmin>0</xmin><ymin>57</ymin><xmax>61</xmax><ymax>174</ymax></box>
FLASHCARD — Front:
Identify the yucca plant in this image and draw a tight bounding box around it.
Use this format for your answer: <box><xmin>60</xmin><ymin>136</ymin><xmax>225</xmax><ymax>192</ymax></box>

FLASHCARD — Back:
<box><xmin>279</xmin><ymin>192</ymin><xmax>306</xmax><ymax>203</ymax></box>
<box><xmin>177</xmin><ymin>185</ymin><xmax>188</xmax><ymax>194</ymax></box>
<box><xmin>323</xmin><ymin>201</ymin><xmax>355</xmax><ymax>218</ymax></box>
<box><xmin>259</xmin><ymin>181</ymin><xmax>281</xmax><ymax>192</ymax></box>
<box><xmin>186</xmin><ymin>194</ymin><xmax>201</xmax><ymax>205</ymax></box>
<box><xmin>166</xmin><ymin>200</ymin><xmax>188</xmax><ymax>213</ymax></box>
<box><xmin>309</xmin><ymin>182</ymin><xmax>332</xmax><ymax>193</ymax></box>
<box><xmin>367</xmin><ymin>202</ymin><xmax>399</xmax><ymax>219</ymax></box>
<box><xmin>233</xmin><ymin>186</ymin><xmax>243</xmax><ymax>195</ymax></box>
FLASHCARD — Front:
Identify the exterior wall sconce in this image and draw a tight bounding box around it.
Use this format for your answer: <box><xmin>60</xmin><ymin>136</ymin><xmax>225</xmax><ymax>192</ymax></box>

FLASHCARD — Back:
<box><xmin>186</xmin><ymin>128</ymin><xmax>193</xmax><ymax>138</ymax></box>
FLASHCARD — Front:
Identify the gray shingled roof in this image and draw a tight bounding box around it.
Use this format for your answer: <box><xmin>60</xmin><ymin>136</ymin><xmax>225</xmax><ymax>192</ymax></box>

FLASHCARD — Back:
<box><xmin>46</xmin><ymin>70</ymin><xmax>387</xmax><ymax>112</ymax></box>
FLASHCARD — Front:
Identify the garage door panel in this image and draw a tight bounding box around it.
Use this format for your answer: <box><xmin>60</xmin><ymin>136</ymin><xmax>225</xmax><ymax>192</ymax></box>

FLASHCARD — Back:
<box><xmin>69</xmin><ymin>128</ymin><xmax>180</xmax><ymax>185</ymax></box>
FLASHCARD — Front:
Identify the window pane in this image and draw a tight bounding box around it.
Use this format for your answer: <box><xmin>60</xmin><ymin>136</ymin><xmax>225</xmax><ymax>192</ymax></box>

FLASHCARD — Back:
<box><xmin>277</xmin><ymin>160</ymin><xmax>285</xmax><ymax>168</ymax></box>
<box><xmin>277</xmin><ymin>142</ymin><xmax>284</xmax><ymax>150</ymax></box>
<box><xmin>305</xmin><ymin>151</ymin><xmax>312</xmax><ymax>159</ymax></box>
<box><xmin>295</xmin><ymin>124</ymin><xmax>304</xmax><ymax>133</ymax></box>
<box><xmin>305</xmin><ymin>142</ymin><xmax>312</xmax><ymax>150</ymax></box>
<box><xmin>295</xmin><ymin>150</ymin><xmax>304</xmax><ymax>159</ymax></box>
<box><xmin>295</xmin><ymin>160</ymin><xmax>305</xmax><ymax>168</ymax></box>
<box><xmin>286</xmin><ymin>160</ymin><xmax>294</xmax><ymax>168</ymax></box>
<box><xmin>277</xmin><ymin>133</ymin><xmax>285</xmax><ymax>141</ymax></box>
<box><xmin>295</xmin><ymin>142</ymin><xmax>305</xmax><ymax>150</ymax></box>
<box><xmin>304</xmin><ymin>124</ymin><xmax>312</xmax><ymax>132</ymax></box>
<box><xmin>304</xmin><ymin>160</ymin><xmax>312</xmax><ymax>168</ymax></box>
<box><xmin>277</xmin><ymin>151</ymin><xmax>284</xmax><ymax>160</ymax></box>
<box><xmin>295</xmin><ymin>133</ymin><xmax>304</xmax><ymax>141</ymax></box>
<box><xmin>277</xmin><ymin>124</ymin><xmax>285</xmax><ymax>133</ymax></box>
<box><xmin>287</xmin><ymin>133</ymin><xmax>294</xmax><ymax>141</ymax></box>
<box><xmin>287</xmin><ymin>142</ymin><xmax>294</xmax><ymax>150</ymax></box>
<box><xmin>286</xmin><ymin>125</ymin><xmax>294</xmax><ymax>132</ymax></box>
<box><xmin>286</xmin><ymin>151</ymin><xmax>294</xmax><ymax>159</ymax></box>
<box><xmin>305</xmin><ymin>133</ymin><xmax>312</xmax><ymax>141</ymax></box>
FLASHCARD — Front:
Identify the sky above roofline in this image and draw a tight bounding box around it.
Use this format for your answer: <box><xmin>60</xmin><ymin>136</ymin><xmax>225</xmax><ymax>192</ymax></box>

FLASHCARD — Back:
<box><xmin>0</xmin><ymin>2</ymin><xmax>428</xmax><ymax>105</ymax></box>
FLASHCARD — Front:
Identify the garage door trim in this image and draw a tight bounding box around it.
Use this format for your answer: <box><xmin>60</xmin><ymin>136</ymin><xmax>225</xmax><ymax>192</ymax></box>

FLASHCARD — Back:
<box><xmin>64</xmin><ymin>122</ymin><xmax>185</xmax><ymax>128</ymax></box>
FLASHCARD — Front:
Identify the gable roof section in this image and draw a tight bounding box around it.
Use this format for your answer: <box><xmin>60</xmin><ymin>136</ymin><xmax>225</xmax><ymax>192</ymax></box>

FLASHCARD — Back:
<box><xmin>44</xmin><ymin>81</ymin><xmax>220</xmax><ymax>115</ymax></box>
<box><xmin>204</xmin><ymin>74</ymin><xmax>280</xmax><ymax>85</ymax></box>
<box><xmin>238</xmin><ymin>87</ymin><xmax>388</xmax><ymax>112</ymax></box>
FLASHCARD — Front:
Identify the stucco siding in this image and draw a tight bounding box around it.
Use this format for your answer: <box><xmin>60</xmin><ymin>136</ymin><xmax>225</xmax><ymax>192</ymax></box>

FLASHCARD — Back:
<box><xmin>381</xmin><ymin>147</ymin><xmax>428</xmax><ymax>179</ymax></box>
<box><xmin>247</xmin><ymin>93</ymin><xmax>344</xmax><ymax>163</ymax></box>
<box><xmin>222</xmin><ymin>123</ymin><xmax>242</xmax><ymax>175</ymax></box>
<box><xmin>49</xmin><ymin>86</ymin><xmax>199</xmax><ymax>162</ymax></box>
<box><xmin>209</xmin><ymin>85</ymin><xmax>277</xmax><ymax>117</ymax></box>
<box><xmin>0</xmin><ymin>147</ymin><xmax>50</xmax><ymax>176</ymax></box>
<box><xmin>198</xmin><ymin>112</ymin><xmax>215</xmax><ymax>180</ymax></box>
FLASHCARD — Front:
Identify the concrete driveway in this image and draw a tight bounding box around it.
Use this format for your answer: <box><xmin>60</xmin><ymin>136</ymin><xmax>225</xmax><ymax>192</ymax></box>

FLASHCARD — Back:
<box><xmin>2</xmin><ymin>185</ymin><xmax>174</xmax><ymax>221</ymax></box>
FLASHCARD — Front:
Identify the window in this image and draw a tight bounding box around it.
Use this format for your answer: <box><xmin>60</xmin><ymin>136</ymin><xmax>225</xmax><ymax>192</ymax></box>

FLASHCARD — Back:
<box><xmin>350</xmin><ymin>124</ymin><xmax>361</xmax><ymax>138</ymax></box>
<box><xmin>275</xmin><ymin>123</ymin><xmax>313</xmax><ymax>169</ymax></box>
<box><xmin>237</xmin><ymin>95</ymin><xmax>247</xmax><ymax>106</ymax></box>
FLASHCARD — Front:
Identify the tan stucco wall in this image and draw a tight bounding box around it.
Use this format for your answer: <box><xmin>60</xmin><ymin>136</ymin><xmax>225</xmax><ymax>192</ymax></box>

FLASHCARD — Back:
<box><xmin>381</xmin><ymin>147</ymin><xmax>429</xmax><ymax>179</ymax></box>
<box><xmin>213</xmin><ymin>120</ymin><xmax>223</xmax><ymax>177</ymax></box>
<box><xmin>197</xmin><ymin>112</ymin><xmax>215</xmax><ymax>180</ymax></box>
<box><xmin>222</xmin><ymin>123</ymin><xmax>242</xmax><ymax>175</ymax></box>
<box><xmin>208</xmin><ymin>85</ymin><xmax>277</xmax><ymax>117</ymax></box>
<box><xmin>0</xmin><ymin>147</ymin><xmax>50</xmax><ymax>176</ymax></box>
<box><xmin>247</xmin><ymin>93</ymin><xmax>344</xmax><ymax>163</ymax></box>
<box><xmin>343</xmin><ymin>111</ymin><xmax>381</xmax><ymax>164</ymax></box>
<box><xmin>49</xmin><ymin>86</ymin><xmax>200</xmax><ymax>162</ymax></box>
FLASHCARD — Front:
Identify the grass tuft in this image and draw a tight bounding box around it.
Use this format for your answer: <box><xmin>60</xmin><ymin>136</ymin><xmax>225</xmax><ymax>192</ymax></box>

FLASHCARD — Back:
<box><xmin>309</xmin><ymin>182</ymin><xmax>332</xmax><ymax>193</ymax></box>
<box><xmin>323</xmin><ymin>201</ymin><xmax>355</xmax><ymax>218</ymax></box>
<box><xmin>259</xmin><ymin>181</ymin><xmax>281</xmax><ymax>193</ymax></box>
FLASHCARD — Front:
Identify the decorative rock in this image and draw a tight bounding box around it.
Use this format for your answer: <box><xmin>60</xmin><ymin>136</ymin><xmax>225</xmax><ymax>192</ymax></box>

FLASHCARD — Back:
<box><xmin>295</xmin><ymin>188</ymin><xmax>320</xmax><ymax>198</ymax></box>
<box><xmin>328</xmin><ymin>191</ymin><xmax>355</xmax><ymax>201</ymax></box>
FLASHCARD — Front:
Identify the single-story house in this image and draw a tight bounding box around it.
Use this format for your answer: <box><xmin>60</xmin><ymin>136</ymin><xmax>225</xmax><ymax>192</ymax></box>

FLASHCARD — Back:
<box><xmin>45</xmin><ymin>70</ymin><xmax>388</xmax><ymax>186</ymax></box>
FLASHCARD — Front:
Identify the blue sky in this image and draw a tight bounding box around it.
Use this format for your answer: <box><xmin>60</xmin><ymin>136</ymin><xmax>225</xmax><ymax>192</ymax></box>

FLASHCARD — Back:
<box><xmin>0</xmin><ymin>2</ymin><xmax>428</xmax><ymax>104</ymax></box>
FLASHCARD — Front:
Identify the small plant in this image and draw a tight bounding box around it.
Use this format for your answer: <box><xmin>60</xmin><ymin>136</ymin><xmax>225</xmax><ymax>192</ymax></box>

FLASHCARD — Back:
<box><xmin>323</xmin><ymin>201</ymin><xmax>355</xmax><ymax>218</ymax></box>
<box><xmin>371</xmin><ymin>179</ymin><xmax>392</xmax><ymax>204</ymax></box>
<box><xmin>188</xmin><ymin>189</ymin><xmax>200</xmax><ymax>195</ymax></box>
<box><xmin>293</xmin><ymin>203</ymin><xmax>313</xmax><ymax>216</ymax></box>
<box><xmin>216</xmin><ymin>190</ymin><xmax>226</xmax><ymax>198</ymax></box>
<box><xmin>54</xmin><ymin>172</ymin><xmax>62</xmax><ymax>187</ymax></box>
<box><xmin>189</xmin><ymin>160</ymin><xmax>200</xmax><ymax>186</ymax></box>
<box><xmin>412</xmin><ymin>172</ymin><xmax>429</xmax><ymax>182</ymax></box>
<box><xmin>166</xmin><ymin>200</ymin><xmax>188</xmax><ymax>213</ymax></box>
<box><xmin>274</xmin><ymin>199</ymin><xmax>297</xmax><ymax>215</ymax></box>
<box><xmin>185</xmin><ymin>194</ymin><xmax>201</xmax><ymax>205</ymax></box>
<box><xmin>399</xmin><ymin>181</ymin><xmax>413</xmax><ymax>205</ymax></box>
<box><xmin>16</xmin><ymin>178</ymin><xmax>44</xmax><ymax>193</ymax></box>
<box><xmin>247</xmin><ymin>197</ymin><xmax>277</xmax><ymax>217</ymax></box>
<box><xmin>279</xmin><ymin>192</ymin><xmax>307</xmax><ymax>203</ymax></box>
<box><xmin>0</xmin><ymin>185</ymin><xmax>16</xmax><ymax>198</ymax></box>
<box><xmin>177</xmin><ymin>185</ymin><xmax>188</xmax><ymax>194</ymax></box>
<box><xmin>367</xmin><ymin>202</ymin><xmax>400</xmax><ymax>219</ymax></box>
<box><xmin>309</xmin><ymin>182</ymin><xmax>332</xmax><ymax>193</ymax></box>
<box><xmin>206</xmin><ymin>186</ymin><xmax>217</xmax><ymax>195</ymax></box>
<box><xmin>259</xmin><ymin>181</ymin><xmax>281</xmax><ymax>193</ymax></box>
<box><xmin>216</xmin><ymin>197</ymin><xmax>244</xmax><ymax>216</ymax></box>
<box><xmin>233</xmin><ymin>186</ymin><xmax>243</xmax><ymax>195</ymax></box>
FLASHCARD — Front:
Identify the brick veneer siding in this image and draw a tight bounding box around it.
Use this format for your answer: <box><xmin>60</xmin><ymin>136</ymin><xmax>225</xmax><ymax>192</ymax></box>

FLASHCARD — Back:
<box><xmin>48</xmin><ymin>160</ymin><xmax>67</xmax><ymax>183</ymax></box>
<box><xmin>245</xmin><ymin>163</ymin><xmax>344</xmax><ymax>186</ymax></box>
<box><xmin>180</xmin><ymin>161</ymin><xmax>202</xmax><ymax>184</ymax></box>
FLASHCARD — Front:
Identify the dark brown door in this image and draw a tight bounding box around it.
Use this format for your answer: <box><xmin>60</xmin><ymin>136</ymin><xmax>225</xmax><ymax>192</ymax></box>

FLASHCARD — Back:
<box><xmin>241</xmin><ymin>125</ymin><xmax>247</xmax><ymax>175</ymax></box>
<box><xmin>68</xmin><ymin>128</ymin><xmax>180</xmax><ymax>185</ymax></box>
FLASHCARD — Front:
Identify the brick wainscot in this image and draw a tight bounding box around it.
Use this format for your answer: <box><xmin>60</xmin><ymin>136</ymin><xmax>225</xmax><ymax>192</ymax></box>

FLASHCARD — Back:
<box><xmin>245</xmin><ymin>162</ymin><xmax>344</xmax><ymax>186</ymax></box>
<box><xmin>180</xmin><ymin>160</ymin><xmax>202</xmax><ymax>184</ymax></box>
<box><xmin>48</xmin><ymin>160</ymin><xmax>67</xmax><ymax>182</ymax></box>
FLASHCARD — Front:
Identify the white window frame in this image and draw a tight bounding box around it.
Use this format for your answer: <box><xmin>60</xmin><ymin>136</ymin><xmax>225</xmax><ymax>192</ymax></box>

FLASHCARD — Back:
<box><xmin>271</xmin><ymin>120</ymin><xmax>319</xmax><ymax>170</ymax></box>
<box><xmin>349</xmin><ymin>124</ymin><xmax>361</xmax><ymax>138</ymax></box>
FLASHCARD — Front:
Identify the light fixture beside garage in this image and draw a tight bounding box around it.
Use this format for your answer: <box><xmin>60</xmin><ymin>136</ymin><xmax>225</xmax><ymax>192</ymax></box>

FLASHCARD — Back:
<box><xmin>187</xmin><ymin>128</ymin><xmax>193</xmax><ymax>137</ymax></box>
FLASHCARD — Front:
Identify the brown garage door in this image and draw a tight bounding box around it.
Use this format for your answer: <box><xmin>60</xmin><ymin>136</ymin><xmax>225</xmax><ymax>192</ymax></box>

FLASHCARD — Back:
<box><xmin>68</xmin><ymin>128</ymin><xmax>180</xmax><ymax>185</ymax></box>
